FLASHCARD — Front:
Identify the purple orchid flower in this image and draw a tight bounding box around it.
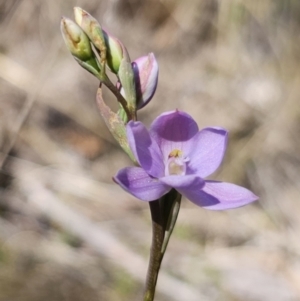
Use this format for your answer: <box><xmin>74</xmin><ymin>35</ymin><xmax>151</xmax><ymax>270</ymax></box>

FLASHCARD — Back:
<box><xmin>114</xmin><ymin>110</ymin><xmax>258</xmax><ymax>210</ymax></box>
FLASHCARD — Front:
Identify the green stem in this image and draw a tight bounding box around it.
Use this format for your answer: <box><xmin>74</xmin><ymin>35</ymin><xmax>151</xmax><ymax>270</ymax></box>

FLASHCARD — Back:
<box><xmin>143</xmin><ymin>200</ymin><xmax>164</xmax><ymax>301</ymax></box>
<box><xmin>143</xmin><ymin>191</ymin><xmax>181</xmax><ymax>301</ymax></box>
<box><xmin>97</xmin><ymin>74</ymin><xmax>135</xmax><ymax>121</ymax></box>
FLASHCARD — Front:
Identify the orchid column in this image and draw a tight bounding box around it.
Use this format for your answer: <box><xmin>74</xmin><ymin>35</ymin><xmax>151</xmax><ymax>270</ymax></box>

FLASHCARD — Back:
<box><xmin>61</xmin><ymin>8</ymin><xmax>258</xmax><ymax>301</ymax></box>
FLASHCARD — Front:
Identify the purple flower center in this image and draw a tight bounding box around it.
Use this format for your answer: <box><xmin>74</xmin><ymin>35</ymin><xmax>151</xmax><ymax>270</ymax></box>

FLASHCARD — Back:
<box><xmin>165</xmin><ymin>149</ymin><xmax>190</xmax><ymax>176</ymax></box>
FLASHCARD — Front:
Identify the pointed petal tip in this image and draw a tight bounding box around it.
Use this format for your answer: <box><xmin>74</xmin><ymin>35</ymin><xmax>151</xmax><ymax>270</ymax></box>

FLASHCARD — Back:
<box><xmin>177</xmin><ymin>180</ymin><xmax>258</xmax><ymax>211</ymax></box>
<box><xmin>201</xmin><ymin>182</ymin><xmax>259</xmax><ymax>210</ymax></box>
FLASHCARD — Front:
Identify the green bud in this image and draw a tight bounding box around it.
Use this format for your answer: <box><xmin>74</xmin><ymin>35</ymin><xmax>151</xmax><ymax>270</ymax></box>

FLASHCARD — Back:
<box><xmin>74</xmin><ymin>7</ymin><xmax>106</xmax><ymax>66</ymax></box>
<box><xmin>103</xmin><ymin>30</ymin><xmax>125</xmax><ymax>74</ymax></box>
<box><xmin>61</xmin><ymin>17</ymin><xmax>101</xmax><ymax>77</ymax></box>
<box><xmin>60</xmin><ymin>17</ymin><xmax>93</xmax><ymax>61</ymax></box>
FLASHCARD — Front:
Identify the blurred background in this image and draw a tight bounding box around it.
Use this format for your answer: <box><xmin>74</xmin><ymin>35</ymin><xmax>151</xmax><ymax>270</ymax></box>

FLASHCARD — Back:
<box><xmin>1</xmin><ymin>0</ymin><xmax>300</xmax><ymax>300</ymax></box>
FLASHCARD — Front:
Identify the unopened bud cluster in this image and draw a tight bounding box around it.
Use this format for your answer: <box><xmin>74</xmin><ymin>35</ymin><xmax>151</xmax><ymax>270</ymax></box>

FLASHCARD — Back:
<box><xmin>60</xmin><ymin>7</ymin><xmax>159</xmax><ymax>115</ymax></box>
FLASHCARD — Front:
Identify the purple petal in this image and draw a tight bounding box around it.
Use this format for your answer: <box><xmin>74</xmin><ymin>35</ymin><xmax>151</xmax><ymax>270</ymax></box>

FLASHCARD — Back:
<box><xmin>114</xmin><ymin>167</ymin><xmax>171</xmax><ymax>201</ymax></box>
<box><xmin>127</xmin><ymin>121</ymin><xmax>164</xmax><ymax>178</ymax></box>
<box><xmin>160</xmin><ymin>174</ymin><xmax>204</xmax><ymax>190</ymax></box>
<box><xmin>150</xmin><ymin>110</ymin><xmax>199</xmax><ymax>160</ymax></box>
<box><xmin>179</xmin><ymin>180</ymin><xmax>258</xmax><ymax>210</ymax></box>
<box><xmin>133</xmin><ymin>53</ymin><xmax>159</xmax><ymax>110</ymax></box>
<box><xmin>186</xmin><ymin>127</ymin><xmax>228</xmax><ymax>178</ymax></box>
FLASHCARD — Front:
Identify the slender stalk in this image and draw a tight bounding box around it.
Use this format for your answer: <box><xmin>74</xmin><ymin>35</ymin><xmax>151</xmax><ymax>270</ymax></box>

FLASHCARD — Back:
<box><xmin>92</xmin><ymin>44</ymin><xmax>136</xmax><ymax>121</ymax></box>
<box><xmin>99</xmin><ymin>74</ymin><xmax>135</xmax><ymax>121</ymax></box>
<box><xmin>143</xmin><ymin>191</ymin><xmax>181</xmax><ymax>301</ymax></box>
<box><xmin>143</xmin><ymin>200</ymin><xmax>165</xmax><ymax>301</ymax></box>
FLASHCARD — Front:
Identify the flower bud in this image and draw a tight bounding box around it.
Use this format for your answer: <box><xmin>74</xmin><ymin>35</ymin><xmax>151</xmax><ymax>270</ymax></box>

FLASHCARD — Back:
<box><xmin>60</xmin><ymin>17</ymin><xmax>93</xmax><ymax>61</ymax></box>
<box><xmin>118</xmin><ymin>57</ymin><xmax>136</xmax><ymax>113</ymax></box>
<box><xmin>103</xmin><ymin>30</ymin><xmax>125</xmax><ymax>74</ymax></box>
<box><xmin>132</xmin><ymin>53</ymin><xmax>159</xmax><ymax>109</ymax></box>
<box><xmin>74</xmin><ymin>7</ymin><xmax>106</xmax><ymax>64</ymax></box>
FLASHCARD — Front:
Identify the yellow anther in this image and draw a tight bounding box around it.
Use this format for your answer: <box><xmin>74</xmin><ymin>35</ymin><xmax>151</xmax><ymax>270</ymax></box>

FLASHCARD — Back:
<box><xmin>168</xmin><ymin>149</ymin><xmax>183</xmax><ymax>158</ymax></box>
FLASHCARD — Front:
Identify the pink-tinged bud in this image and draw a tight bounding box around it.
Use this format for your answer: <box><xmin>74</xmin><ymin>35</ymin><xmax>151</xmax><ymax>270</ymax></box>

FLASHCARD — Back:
<box><xmin>132</xmin><ymin>53</ymin><xmax>159</xmax><ymax>109</ymax></box>
<box><xmin>60</xmin><ymin>17</ymin><xmax>93</xmax><ymax>61</ymax></box>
